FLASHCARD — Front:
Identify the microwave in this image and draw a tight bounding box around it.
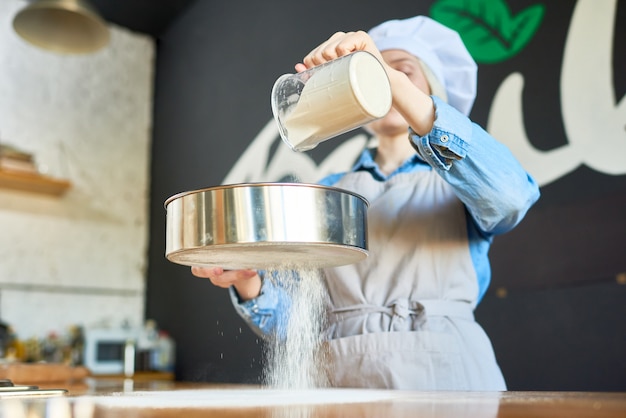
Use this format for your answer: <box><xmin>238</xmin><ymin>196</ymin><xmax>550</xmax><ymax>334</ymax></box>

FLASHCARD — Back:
<box><xmin>84</xmin><ymin>327</ymin><xmax>137</xmax><ymax>375</ymax></box>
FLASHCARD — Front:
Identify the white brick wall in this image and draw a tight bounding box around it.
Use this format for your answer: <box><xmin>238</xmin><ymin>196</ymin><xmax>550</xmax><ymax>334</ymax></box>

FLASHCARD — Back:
<box><xmin>0</xmin><ymin>0</ymin><xmax>154</xmax><ymax>339</ymax></box>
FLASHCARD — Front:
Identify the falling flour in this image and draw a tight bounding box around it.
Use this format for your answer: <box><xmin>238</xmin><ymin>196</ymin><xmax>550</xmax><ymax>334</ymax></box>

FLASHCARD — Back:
<box><xmin>263</xmin><ymin>266</ymin><xmax>330</xmax><ymax>389</ymax></box>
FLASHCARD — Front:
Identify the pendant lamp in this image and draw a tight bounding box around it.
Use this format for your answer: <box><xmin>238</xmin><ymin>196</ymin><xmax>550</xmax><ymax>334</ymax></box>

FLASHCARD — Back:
<box><xmin>12</xmin><ymin>0</ymin><xmax>110</xmax><ymax>54</ymax></box>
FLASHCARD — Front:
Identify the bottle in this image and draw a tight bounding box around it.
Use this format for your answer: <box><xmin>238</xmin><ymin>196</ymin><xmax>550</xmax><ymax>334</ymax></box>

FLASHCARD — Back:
<box><xmin>123</xmin><ymin>339</ymin><xmax>135</xmax><ymax>378</ymax></box>
<box><xmin>136</xmin><ymin>320</ymin><xmax>158</xmax><ymax>372</ymax></box>
<box><xmin>68</xmin><ymin>325</ymin><xmax>85</xmax><ymax>366</ymax></box>
<box><xmin>5</xmin><ymin>326</ymin><xmax>25</xmax><ymax>361</ymax></box>
<box><xmin>151</xmin><ymin>331</ymin><xmax>175</xmax><ymax>373</ymax></box>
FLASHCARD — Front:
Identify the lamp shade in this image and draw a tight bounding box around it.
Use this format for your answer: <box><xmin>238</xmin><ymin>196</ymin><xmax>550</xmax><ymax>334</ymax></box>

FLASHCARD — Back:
<box><xmin>12</xmin><ymin>0</ymin><xmax>110</xmax><ymax>54</ymax></box>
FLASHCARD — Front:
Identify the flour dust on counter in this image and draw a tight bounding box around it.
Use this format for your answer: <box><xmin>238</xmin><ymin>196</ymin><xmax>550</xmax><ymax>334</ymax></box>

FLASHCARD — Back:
<box><xmin>263</xmin><ymin>266</ymin><xmax>330</xmax><ymax>389</ymax></box>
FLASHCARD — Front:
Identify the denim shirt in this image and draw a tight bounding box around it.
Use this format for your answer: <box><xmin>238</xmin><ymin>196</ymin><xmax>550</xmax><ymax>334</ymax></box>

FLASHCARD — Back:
<box><xmin>230</xmin><ymin>96</ymin><xmax>540</xmax><ymax>337</ymax></box>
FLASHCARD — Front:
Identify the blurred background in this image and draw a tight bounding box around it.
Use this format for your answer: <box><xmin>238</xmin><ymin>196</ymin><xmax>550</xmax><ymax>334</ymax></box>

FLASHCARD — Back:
<box><xmin>0</xmin><ymin>0</ymin><xmax>624</xmax><ymax>391</ymax></box>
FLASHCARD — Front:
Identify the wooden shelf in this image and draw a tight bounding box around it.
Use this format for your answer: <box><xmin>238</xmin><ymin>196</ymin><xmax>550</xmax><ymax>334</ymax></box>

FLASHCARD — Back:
<box><xmin>0</xmin><ymin>169</ymin><xmax>71</xmax><ymax>196</ymax></box>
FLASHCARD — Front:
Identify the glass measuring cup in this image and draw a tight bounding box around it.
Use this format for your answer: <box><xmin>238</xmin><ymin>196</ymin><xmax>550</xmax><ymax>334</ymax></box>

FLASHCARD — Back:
<box><xmin>271</xmin><ymin>51</ymin><xmax>392</xmax><ymax>152</ymax></box>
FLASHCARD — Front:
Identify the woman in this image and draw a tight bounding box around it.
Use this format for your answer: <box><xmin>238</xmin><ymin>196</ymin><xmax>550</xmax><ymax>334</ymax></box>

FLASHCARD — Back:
<box><xmin>193</xmin><ymin>16</ymin><xmax>540</xmax><ymax>390</ymax></box>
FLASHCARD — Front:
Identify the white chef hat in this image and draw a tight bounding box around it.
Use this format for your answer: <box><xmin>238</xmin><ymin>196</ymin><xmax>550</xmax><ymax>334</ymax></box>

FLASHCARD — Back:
<box><xmin>368</xmin><ymin>16</ymin><xmax>477</xmax><ymax>115</ymax></box>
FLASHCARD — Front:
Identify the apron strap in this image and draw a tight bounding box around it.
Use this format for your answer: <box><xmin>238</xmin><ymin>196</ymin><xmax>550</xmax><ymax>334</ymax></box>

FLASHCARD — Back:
<box><xmin>330</xmin><ymin>299</ymin><xmax>474</xmax><ymax>330</ymax></box>
<box><xmin>420</xmin><ymin>300</ymin><xmax>475</xmax><ymax>321</ymax></box>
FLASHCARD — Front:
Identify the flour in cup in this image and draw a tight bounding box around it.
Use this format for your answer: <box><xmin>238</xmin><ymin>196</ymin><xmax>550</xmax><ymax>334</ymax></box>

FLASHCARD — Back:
<box><xmin>278</xmin><ymin>51</ymin><xmax>392</xmax><ymax>151</ymax></box>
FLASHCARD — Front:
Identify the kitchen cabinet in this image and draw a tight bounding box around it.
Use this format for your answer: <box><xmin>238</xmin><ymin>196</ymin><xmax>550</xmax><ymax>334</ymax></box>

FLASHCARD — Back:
<box><xmin>0</xmin><ymin>170</ymin><xmax>71</xmax><ymax>196</ymax></box>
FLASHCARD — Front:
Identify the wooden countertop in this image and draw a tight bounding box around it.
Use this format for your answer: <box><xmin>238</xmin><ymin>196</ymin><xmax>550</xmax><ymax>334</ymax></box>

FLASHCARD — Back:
<box><xmin>6</xmin><ymin>378</ymin><xmax>626</xmax><ymax>418</ymax></box>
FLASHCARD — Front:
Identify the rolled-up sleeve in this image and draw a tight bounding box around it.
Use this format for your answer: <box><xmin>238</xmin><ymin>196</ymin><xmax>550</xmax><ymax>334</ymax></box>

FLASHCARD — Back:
<box><xmin>410</xmin><ymin>96</ymin><xmax>540</xmax><ymax>235</ymax></box>
<box><xmin>229</xmin><ymin>274</ymin><xmax>290</xmax><ymax>339</ymax></box>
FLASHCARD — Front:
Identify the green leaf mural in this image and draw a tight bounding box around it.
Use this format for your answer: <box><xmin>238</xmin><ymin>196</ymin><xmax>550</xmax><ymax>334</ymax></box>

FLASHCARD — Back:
<box><xmin>430</xmin><ymin>0</ymin><xmax>545</xmax><ymax>64</ymax></box>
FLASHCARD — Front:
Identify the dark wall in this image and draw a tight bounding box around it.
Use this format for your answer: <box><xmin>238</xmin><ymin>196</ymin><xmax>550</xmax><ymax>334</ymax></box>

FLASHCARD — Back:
<box><xmin>146</xmin><ymin>0</ymin><xmax>626</xmax><ymax>390</ymax></box>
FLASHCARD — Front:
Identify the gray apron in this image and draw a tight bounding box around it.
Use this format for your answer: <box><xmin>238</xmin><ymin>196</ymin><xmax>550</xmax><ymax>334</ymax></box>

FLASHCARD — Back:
<box><xmin>322</xmin><ymin>169</ymin><xmax>507</xmax><ymax>391</ymax></box>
